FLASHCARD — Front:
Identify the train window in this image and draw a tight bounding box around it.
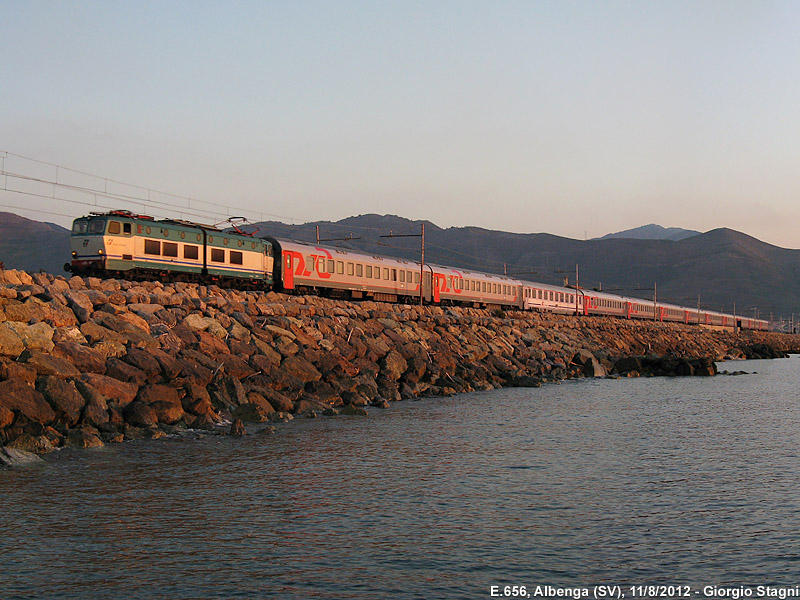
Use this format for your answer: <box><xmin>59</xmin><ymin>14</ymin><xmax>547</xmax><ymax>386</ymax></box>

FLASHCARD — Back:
<box><xmin>197</xmin><ymin>234</ymin><xmax>202</xmax><ymax>242</ymax></box>
<box><xmin>223</xmin><ymin>238</ymin><xmax>229</xmax><ymax>246</ymax></box>
<box><xmin>211</xmin><ymin>249</ymin><xmax>225</xmax><ymax>262</ymax></box>
<box><xmin>356</xmin><ymin>264</ymin><xmax>363</xmax><ymax>277</ymax></box>
<box><xmin>374</xmin><ymin>267</ymin><xmax>380</xmax><ymax>280</ymax></box>
<box><xmin>144</xmin><ymin>240</ymin><xmax>160</xmax><ymax>255</ymax></box>
<box><xmin>123</xmin><ymin>223</ymin><xmax>131</xmax><ymax>235</ymax></box>
<box><xmin>391</xmin><ymin>269</ymin><xmax>397</xmax><ymax>281</ymax></box>
<box><xmin>318</xmin><ymin>258</ymin><xmax>325</xmax><ymax>272</ymax></box>
<box><xmin>327</xmin><ymin>259</ymin><xmax>334</xmax><ymax>274</ymax></box>
<box><xmin>230</xmin><ymin>251</ymin><xmax>243</xmax><ymax>265</ymax></box>
<box><xmin>72</xmin><ymin>220</ymin><xmax>88</xmax><ymax>234</ymax></box>
<box><xmin>184</xmin><ymin>245</ymin><xmax>199</xmax><ymax>260</ymax></box>
<box><xmin>347</xmin><ymin>263</ymin><xmax>354</xmax><ymax>276</ymax></box>
<box><xmin>399</xmin><ymin>270</ymin><xmax>405</xmax><ymax>282</ymax></box>
<box><xmin>179</xmin><ymin>231</ymin><xmax>185</xmax><ymax>239</ymax></box>
<box><xmin>163</xmin><ymin>242</ymin><xmax>178</xmax><ymax>257</ymax></box>
<box><xmin>163</xmin><ymin>229</ymin><xmax>169</xmax><ymax>237</ymax></box>
<box><xmin>89</xmin><ymin>220</ymin><xmax>106</xmax><ymax>234</ymax></box>
<box><xmin>337</xmin><ymin>261</ymin><xmax>344</xmax><ymax>274</ymax></box>
<box><xmin>145</xmin><ymin>226</ymin><xmax>152</xmax><ymax>234</ymax></box>
<box><xmin>414</xmin><ymin>273</ymin><xmax>420</xmax><ymax>283</ymax></box>
<box><xmin>366</xmin><ymin>265</ymin><xmax>373</xmax><ymax>278</ymax></box>
<box><xmin>108</xmin><ymin>221</ymin><xmax>121</xmax><ymax>234</ymax></box>
<box><xmin>238</xmin><ymin>240</ymin><xmax>244</xmax><ymax>247</ymax></box>
<box><xmin>208</xmin><ymin>236</ymin><xmax>214</xmax><ymax>243</ymax></box>
<box><xmin>407</xmin><ymin>271</ymin><xmax>413</xmax><ymax>282</ymax></box>
<box><xmin>381</xmin><ymin>268</ymin><xmax>388</xmax><ymax>280</ymax></box>
<box><xmin>251</xmin><ymin>242</ymin><xmax>256</xmax><ymax>249</ymax></box>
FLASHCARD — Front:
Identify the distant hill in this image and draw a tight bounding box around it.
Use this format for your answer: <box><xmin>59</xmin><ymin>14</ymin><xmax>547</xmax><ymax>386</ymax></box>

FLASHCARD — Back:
<box><xmin>0</xmin><ymin>212</ymin><xmax>70</xmax><ymax>274</ymax></box>
<box><xmin>597</xmin><ymin>224</ymin><xmax>700</xmax><ymax>241</ymax></box>
<box><xmin>2</xmin><ymin>211</ymin><xmax>797</xmax><ymax>320</ymax></box>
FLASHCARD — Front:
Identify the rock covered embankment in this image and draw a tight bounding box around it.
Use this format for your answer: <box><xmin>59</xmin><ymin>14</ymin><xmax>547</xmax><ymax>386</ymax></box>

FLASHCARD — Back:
<box><xmin>1</xmin><ymin>268</ymin><xmax>797</xmax><ymax>456</ymax></box>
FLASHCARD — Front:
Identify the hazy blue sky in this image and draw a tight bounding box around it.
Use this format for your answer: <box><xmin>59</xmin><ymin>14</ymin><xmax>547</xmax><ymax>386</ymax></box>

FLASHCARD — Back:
<box><xmin>2</xmin><ymin>1</ymin><xmax>799</xmax><ymax>247</ymax></box>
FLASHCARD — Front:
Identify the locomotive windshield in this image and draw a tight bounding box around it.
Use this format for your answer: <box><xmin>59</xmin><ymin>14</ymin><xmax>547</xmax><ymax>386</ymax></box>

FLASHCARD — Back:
<box><xmin>71</xmin><ymin>219</ymin><xmax>88</xmax><ymax>234</ymax></box>
<box><xmin>88</xmin><ymin>219</ymin><xmax>106</xmax><ymax>234</ymax></box>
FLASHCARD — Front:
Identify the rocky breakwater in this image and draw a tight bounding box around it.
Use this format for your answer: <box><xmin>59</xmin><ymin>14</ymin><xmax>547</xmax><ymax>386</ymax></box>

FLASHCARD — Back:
<box><xmin>1</xmin><ymin>267</ymin><xmax>799</xmax><ymax>459</ymax></box>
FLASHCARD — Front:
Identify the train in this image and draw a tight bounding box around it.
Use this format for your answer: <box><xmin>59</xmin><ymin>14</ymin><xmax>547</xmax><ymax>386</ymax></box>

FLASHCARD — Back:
<box><xmin>64</xmin><ymin>210</ymin><xmax>769</xmax><ymax>331</ymax></box>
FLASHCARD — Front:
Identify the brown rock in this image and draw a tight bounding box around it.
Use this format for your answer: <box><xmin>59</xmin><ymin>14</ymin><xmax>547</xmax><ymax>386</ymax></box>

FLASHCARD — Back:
<box><xmin>1</xmin><ymin>362</ymin><xmax>38</xmax><ymax>386</ymax></box>
<box><xmin>217</xmin><ymin>354</ymin><xmax>256</xmax><ymax>379</ymax></box>
<box><xmin>0</xmin><ymin>379</ymin><xmax>55</xmax><ymax>425</ymax></box>
<box><xmin>232</xmin><ymin>402</ymin><xmax>272</xmax><ymax>423</ymax></box>
<box><xmin>36</xmin><ymin>376</ymin><xmax>85</xmax><ymax>427</ymax></box>
<box><xmin>105</xmin><ymin>357</ymin><xmax>148</xmax><ymax>386</ymax></box>
<box><xmin>0</xmin><ymin>405</ymin><xmax>14</xmax><ymax>429</ymax></box>
<box><xmin>17</xmin><ymin>349</ymin><xmax>81</xmax><ymax>379</ymax></box>
<box><xmin>380</xmin><ymin>350</ymin><xmax>408</xmax><ymax>381</ymax></box>
<box><xmin>78</xmin><ymin>373</ymin><xmax>138</xmax><ymax>409</ymax></box>
<box><xmin>0</xmin><ymin>322</ymin><xmax>24</xmax><ymax>357</ymax></box>
<box><xmin>8</xmin><ymin>432</ymin><xmax>56</xmax><ymax>454</ymax></box>
<box><xmin>150</xmin><ymin>400</ymin><xmax>185</xmax><ymax>425</ymax></box>
<box><xmin>230</xmin><ymin>418</ymin><xmax>247</xmax><ymax>436</ymax></box>
<box><xmin>280</xmin><ymin>355</ymin><xmax>321</xmax><ymax>384</ymax></box>
<box><xmin>123</xmin><ymin>401</ymin><xmax>158</xmax><ymax>427</ymax></box>
<box><xmin>123</xmin><ymin>347</ymin><xmax>162</xmax><ymax>379</ymax></box>
<box><xmin>52</xmin><ymin>341</ymin><xmax>107</xmax><ymax>374</ymax></box>
<box><xmin>66</xmin><ymin>427</ymin><xmax>105</xmax><ymax>448</ymax></box>
<box><xmin>136</xmin><ymin>383</ymin><xmax>181</xmax><ymax>406</ymax></box>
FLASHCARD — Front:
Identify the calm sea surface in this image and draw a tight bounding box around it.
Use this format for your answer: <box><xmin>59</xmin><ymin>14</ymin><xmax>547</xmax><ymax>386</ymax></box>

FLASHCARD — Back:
<box><xmin>3</xmin><ymin>357</ymin><xmax>800</xmax><ymax>599</ymax></box>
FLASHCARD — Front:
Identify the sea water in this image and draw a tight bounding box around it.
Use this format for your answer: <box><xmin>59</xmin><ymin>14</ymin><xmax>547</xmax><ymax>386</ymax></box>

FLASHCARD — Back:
<box><xmin>3</xmin><ymin>357</ymin><xmax>800</xmax><ymax>599</ymax></box>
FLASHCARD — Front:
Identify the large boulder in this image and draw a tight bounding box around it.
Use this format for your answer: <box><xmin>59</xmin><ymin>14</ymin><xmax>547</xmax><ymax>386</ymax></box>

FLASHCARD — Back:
<box><xmin>36</xmin><ymin>376</ymin><xmax>85</xmax><ymax>427</ymax></box>
<box><xmin>280</xmin><ymin>355</ymin><xmax>321</xmax><ymax>384</ymax></box>
<box><xmin>78</xmin><ymin>373</ymin><xmax>138</xmax><ymax>409</ymax></box>
<box><xmin>0</xmin><ymin>322</ymin><xmax>25</xmax><ymax>357</ymax></box>
<box><xmin>0</xmin><ymin>379</ymin><xmax>55</xmax><ymax>425</ymax></box>
<box><xmin>123</xmin><ymin>401</ymin><xmax>158</xmax><ymax>427</ymax></box>
<box><xmin>380</xmin><ymin>350</ymin><xmax>408</xmax><ymax>381</ymax></box>
<box><xmin>52</xmin><ymin>341</ymin><xmax>107</xmax><ymax>374</ymax></box>
<box><xmin>17</xmin><ymin>349</ymin><xmax>81</xmax><ymax>379</ymax></box>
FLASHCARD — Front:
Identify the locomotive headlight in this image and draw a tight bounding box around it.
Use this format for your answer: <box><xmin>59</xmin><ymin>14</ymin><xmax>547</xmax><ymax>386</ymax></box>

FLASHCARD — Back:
<box><xmin>71</xmin><ymin>251</ymin><xmax>77</xmax><ymax>257</ymax></box>
<box><xmin>98</xmin><ymin>249</ymin><xmax>104</xmax><ymax>255</ymax></box>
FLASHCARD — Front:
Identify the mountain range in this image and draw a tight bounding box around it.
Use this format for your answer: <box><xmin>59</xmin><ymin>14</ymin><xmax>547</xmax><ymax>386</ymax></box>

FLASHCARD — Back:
<box><xmin>1</xmin><ymin>211</ymin><xmax>797</xmax><ymax>319</ymax></box>
<box><xmin>596</xmin><ymin>224</ymin><xmax>700</xmax><ymax>241</ymax></box>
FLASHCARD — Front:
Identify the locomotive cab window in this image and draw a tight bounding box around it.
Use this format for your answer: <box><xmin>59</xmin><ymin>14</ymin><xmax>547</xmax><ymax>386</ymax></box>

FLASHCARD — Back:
<box><xmin>356</xmin><ymin>264</ymin><xmax>363</xmax><ymax>277</ymax></box>
<box><xmin>211</xmin><ymin>249</ymin><xmax>225</xmax><ymax>262</ymax></box>
<box><xmin>89</xmin><ymin>220</ymin><xmax>105</xmax><ymax>234</ymax></box>
<box><xmin>108</xmin><ymin>221</ymin><xmax>121</xmax><ymax>234</ymax></box>
<box><xmin>72</xmin><ymin>220</ymin><xmax>88</xmax><ymax>234</ymax></box>
<box><xmin>347</xmin><ymin>263</ymin><xmax>354</xmax><ymax>276</ymax></box>
<box><xmin>184</xmin><ymin>245</ymin><xmax>199</xmax><ymax>260</ymax></box>
<box><xmin>230</xmin><ymin>251</ymin><xmax>243</xmax><ymax>265</ymax></box>
<box><xmin>123</xmin><ymin>223</ymin><xmax>132</xmax><ymax>234</ymax></box>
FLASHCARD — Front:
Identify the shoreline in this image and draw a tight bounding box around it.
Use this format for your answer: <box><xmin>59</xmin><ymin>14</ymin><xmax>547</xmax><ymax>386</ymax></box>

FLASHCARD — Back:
<box><xmin>2</xmin><ymin>268</ymin><xmax>799</xmax><ymax>462</ymax></box>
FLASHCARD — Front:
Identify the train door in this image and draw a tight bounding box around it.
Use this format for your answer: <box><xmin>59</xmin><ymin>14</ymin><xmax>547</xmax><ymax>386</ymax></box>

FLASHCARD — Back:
<box><xmin>284</xmin><ymin>251</ymin><xmax>294</xmax><ymax>290</ymax></box>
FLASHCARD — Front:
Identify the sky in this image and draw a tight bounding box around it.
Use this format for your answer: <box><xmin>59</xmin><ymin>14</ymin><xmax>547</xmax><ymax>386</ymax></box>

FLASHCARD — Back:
<box><xmin>2</xmin><ymin>0</ymin><xmax>800</xmax><ymax>247</ymax></box>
